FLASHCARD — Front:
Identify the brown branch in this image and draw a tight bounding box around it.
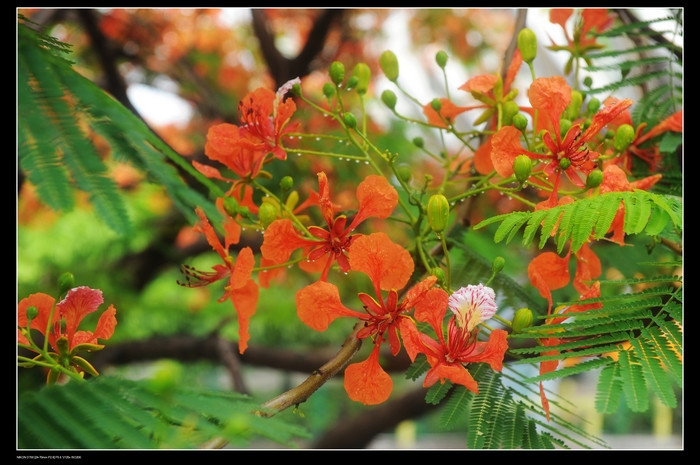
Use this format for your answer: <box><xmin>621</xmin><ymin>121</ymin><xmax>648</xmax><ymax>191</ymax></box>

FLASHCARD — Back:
<box><xmin>216</xmin><ymin>336</ymin><xmax>248</xmax><ymax>394</ymax></box>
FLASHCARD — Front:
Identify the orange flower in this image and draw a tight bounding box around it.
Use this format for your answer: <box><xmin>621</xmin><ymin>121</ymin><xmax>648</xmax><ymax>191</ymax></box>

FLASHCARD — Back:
<box><xmin>490</xmin><ymin>77</ymin><xmax>632</xmax><ymax>203</ymax></box>
<box><xmin>405</xmin><ymin>284</ymin><xmax>508</xmax><ymax>393</ymax></box>
<box><xmin>295</xmin><ymin>232</ymin><xmax>436</xmax><ymax>405</ymax></box>
<box><xmin>613</xmin><ymin>108</ymin><xmax>683</xmax><ymax>172</ymax></box>
<box><xmin>178</xmin><ymin>206</ymin><xmax>259</xmax><ymax>354</ymax></box>
<box><xmin>193</xmin><ymin>78</ymin><xmax>300</xmax><ymax>185</ymax></box>
<box><xmin>261</xmin><ymin>172</ymin><xmax>398</xmax><ymax>281</ymax></box>
<box><xmin>18</xmin><ymin>287</ymin><xmax>117</xmax><ymax>383</ymax></box>
<box><xmin>548</xmin><ymin>9</ymin><xmax>615</xmax><ymax>65</ymax></box>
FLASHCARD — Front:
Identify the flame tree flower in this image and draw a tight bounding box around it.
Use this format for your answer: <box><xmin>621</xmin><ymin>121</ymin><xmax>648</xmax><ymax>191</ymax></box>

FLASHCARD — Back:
<box><xmin>18</xmin><ymin>287</ymin><xmax>117</xmax><ymax>383</ymax></box>
<box><xmin>404</xmin><ymin>284</ymin><xmax>508</xmax><ymax>393</ymax></box>
<box><xmin>295</xmin><ymin>232</ymin><xmax>437</xmax><ymax>405</ymax></box>
<box><xmin>193</xmin><ymin>78</ymin><xmax>300</xmax><ymax>186</ymax></box>
<box><xmin>261</xmin><ymin>171</ymin><xmax>398</xmax><ymax>282</ymax></box>
<box><xmin>178</xmin><ymin>206</ymin><xmax>258</xmax><ymax>354</ymax></box>
<box><xmin>490</xmin><ymin>76</ymin><xmax>632</xmax><ymax>204</ymax></box>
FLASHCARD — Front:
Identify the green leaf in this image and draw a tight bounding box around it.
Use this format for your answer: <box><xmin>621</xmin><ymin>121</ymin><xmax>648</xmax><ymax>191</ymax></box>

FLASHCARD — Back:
<box><xmin>438</xmin><ymin>385</ymin><xmax>473</xmax><ymax>430</ymax></box>
<box><xmin>618</xmin><ymin>350</ymin><xmax>649</xmax><ymax>412</ymax></box>
<box><xmin>425</xmin><ymin>379</ymin><xmax>452</xmax><ymax>405</ymax></box>
<box><xmin>629</xmin><ymin>338</ymin><xmax>677</xmax><ymax>408</ymax></box>
<box><xmin>595</xmin><ymin>363</ymin><xmax>623</xmax><ymax>414</ymax></box>
<box><xmin>525</xmin><ymin>357</ymin><xmax>614</xmax><ymax>383</ymax></box>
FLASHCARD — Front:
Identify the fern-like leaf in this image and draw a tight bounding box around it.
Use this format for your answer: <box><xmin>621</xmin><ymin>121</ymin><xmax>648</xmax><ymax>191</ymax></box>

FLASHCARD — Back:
<box><xmin>595</xmin><ymin>363</ymin><xmax>624</xmax><ymax>414</ymax></box>
<box><xmin>425</xmin><ymin>379</ymin><xmax>453</xmax><ymax>405</ymax></box>
<box><xmin>617</xmin><ymin>350</ymin><xmax>649</xmax><ymax>412</ymax></box>
<box><xmin>438</xmin><ymin>384</ymin><xmax>473</xmax><ymax>430</ymax></box>
<box><xmin>629</xmin><ymin>338</ymin><xmax>677</xmax><ymax>408</ymax></box>
<box><xmin>525</xmin><ymin>357</ymin><xmax>614</xmax><ymax>383</ymax></box>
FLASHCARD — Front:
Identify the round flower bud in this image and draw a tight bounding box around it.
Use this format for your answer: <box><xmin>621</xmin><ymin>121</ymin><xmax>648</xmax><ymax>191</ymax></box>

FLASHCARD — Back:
<box><xmin>353</xmin><ymin>62</ymin><xmax>371</xmax><ymax>95</ymax></box>
<box><xmin>430</xmin><ymin>98</ymin><xmax>442</xmax><ymax>112</ymax></box>
<box><xmin>322</xmin><ymin>82</ymin><xmax>335</xmax><ymax>99</ymax></box>
<box><xmin>613</xmin><ymin>124</ymin><xmax>635</xmax><ymax>152</ymax></box>
<box><xmin>412</xmin><ymin>136</ymin><xmax>424</xmax><ymax>148</ymax></box>
<box><xmin>379</xmin><ymin>50</ymin><xmax>399</xmax><ymax>81</ymax></box>
<box><xmin>431</xmin><ymin>267</ymin><xmax>446</xmax><ymax>285</ymax></box>
<box><xmin>583</xmin><ymin>76</ymin><xmax>593</xmax><ymax>88</ymax></box>
<box><xmin>492</xmin><ymin>256</ymin><xmax>506</xmax><ymax>275</ymax></box>
<box><xmin>565</xmin><ymin>91</ymin><xmax>583</xmax><ymax>121</ymax></box>
<box><xmin>343</xmin><ymin>112</ymin><xmax>357</xmax><ymax>129</ymax></box>
<box><xmin>512</xmin><ymin>113</ymin><xmax>528</xmax><ymax>131</ymax></box>
<box><xmin>559</xmin><ymin>158</ymin><xmax>572</xmax><ymax>170</ymax></box>
<box><xmin>237</xmin><ymin>205</ymin><xmax>252</xmax><ymax>221</ymax></box>
<box><xmin>511</xmin><ymin>307</ymin><xmax>534</xmax><ymax>333</ymax></box>
<box><xmin>258</xmin><ymin>202</ymin><xmax>278</xmax><ymax>228</ymax></box>
<box><xmin>512</xmin><ymin>154</ymin><xmax>532</xmax><ymax>184</ymax></box>
<box><xmin>223</xmin><ymin>197</ymin><xmax>239</xmax><ymax>217</ymax></box>
<box><xmin>396</xmin><ymin>164</ymin><xmax>412</xmax><ymax>183</ymax></box>
<box><xmin>291</xmin><ymin>83</ymin><xmax>302</xmax><ymax>96</ymax></box>
<box><xmin>346</xmin><ymin>76</ymin><xmax>359</xmax><ymax>90</ymax></box>
<box><xmin>587</xmin><ymin>97</ymin><xmax>601</xmax><ymax>115</ymax></box>
<box><xmin>25</xmin><ymin>305</ymin><xmax>39</xmax><ymax>322</ymax></box>
<box><xmin>585</xmin><ymin>168</ymin><xmax>604</xmax><ymax>189</ymax></box>
<box><xmin>502</xmin><ymin>101</ymin><xmax>520</xmax><ymax>126</ymax></box>
<box><xmin>435</xmin><ymin>50</ymin><xmax>448</xmax><ymax>68</ymax></box>
<box><xmin>57</xmin><ymin>271</ymin><xmax>75</xmax><ymax>297</ymax></box>
<box><xmin>427</xmin><ymin>194</ymin><xmax>450</xmax><ymax>233</ymax></box>
<box><xmin>381</xmin><ymin>89</ymin><xmax>397</xmax><ymax>110</ymax></box>
<box><xmin>280</xmin><ymin>175</ymin><xmax>294</xmax><ymax>192</ymax></box>
<box><xmin>517</xmin><ymin>27</ymin><xmax>538</xmax><ymax>63</ymax></box>
<box><xmin>329</xmin><ymin>61</ymin><xmax>345</xmax><ymax>86</ymax></box>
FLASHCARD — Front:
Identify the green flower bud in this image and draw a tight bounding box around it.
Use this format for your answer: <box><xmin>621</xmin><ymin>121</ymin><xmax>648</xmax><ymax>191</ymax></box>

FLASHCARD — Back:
<box><xmin>258</xmin><ymin>202</ymin><xmax>278</xmax><ymax>228</ymax></box>
<box><xmin>512</xmin><ymin>113</ymin><xmax>528</xmax><ymax>131</ymax></box>
<box><xmin>583</xmin><ymin>76</ymin><xmax>593</xmax><ymax>88</ymax></box>
<box><xmin>381</xmin><ymin>89</ymin><xmax>397</xmax><ymax>110</ymax></box>
<box><xmin>501</xmin><ymin>101</ymin><xmax>520</xmax><ymax>127</ymax></box>
<box><xmin>512</xmin><ymin>154</ymin><xmax>532</xmax><ymax>184</ymax></box>
<box><xmin>565</xmin><ymin>91</ymin><xmax>583</xmax><ymax>121</ymax></box>
<box><xmin>492</xmin><ymin>256</ymin><xmax>506</xmax><ymax>275</ymax></box>
<box><xmin>291</xmin><ymin>83</ymin><xmax>302</xmax><ymax>96</ymax></box>
<box><xmin>587</xmin><ymin>97</ymin><xmax>601</xmax><ymax>115</ymax></box>
<box><xmin>431</xmin><ymin>267</ymin><xmax>446</xmax><ymax>286</ymax></box>
<box><xmin>379</xmin><ymin>50</ymin><xmax>399</xmax><ymax>81</ymax></box>
<box><xmin>412</xmin><ymin>137</ymin><xmax>424</xmax><ymax>148</ymax></box>
<box><xmin>613</xmin><ymin>124</ymin><xmax>635</xmax><ymax>152</ymax></box>
<box><xmin>238</xmin><ymin>205</ymin><xmax>252</xmax><ymax>220</ymax></box>
<box><xmin>559</xmin><ymin>158</ymin><xmax>572</xmax><ymax>170</ymax></box>
<box><xmin>280</xmin><ymin>175</ymin><xmax>294</xmax><ymax>192</ymax></box>
<box><xmin>396</xmin><ymin>164</ymin><xmax>412</xmax><ymax>183</ymax></box>
<box><xmin>322</xmin><ymin>82</ymin><xmax>335</xmax><ymax>99</ymax></box>
<box><xmin>329</xmin><ymin>61</ymin><xmax>345</xmax><ymax>86</ymax></box>
<box><xmin>435</xmin><ymin>50</ymin><xmax>448</xmax><ymax>68</ymax></box>
<box><xmin>560</xmin><ymin>118</ymin><xmax>573</xmax><ymax>139</ymax></box>
<box><xmin>427</xmin><ymin>194</ymin><xmax>450</xmax><ymax>233</ymax></box>
<box><xmin>430</xmin><ymin>98</ymin><xmax>442</xmax><ymax>112</ymax></box>
<box><xmin>346</xmin><ymin>76</ymin><xmax>359</xmax><ymax>89</ymax></box>
<box><xmin>25</xmin><ymin>305</ymin><xmax>39</xmax><ymax>322</ymax></box>
<box><xmin>585</xmin><ymin>169</ymin><xmax>604</xmax><ymax>189</ymax></box>
<box><xmin>517</xmin><ymin>28</ymin><xmax>537</xmax><ymax>63</ymax></box>
<box><xmin>57</xmin><ymin>272</ymin><xmax>75</xmax><ymax>297</ymax></box>
<box><xmin>512</xmin><ymin>308</ymin><xmax>534</xmax><ymax>333</ymax></box>
<box><xmin>223</xmin><ymin>197</ymin><xmax>239</xmax><ymax>217</ymax></box>
<box><xmin>353</xmin><ymin>62</ymin><xmax>372</xmax><ymax>95</ymax></box>
<box><xmin>343</xmin><ymin>112</ymin><xmax>357</xmax><ymax>129</ymax></box>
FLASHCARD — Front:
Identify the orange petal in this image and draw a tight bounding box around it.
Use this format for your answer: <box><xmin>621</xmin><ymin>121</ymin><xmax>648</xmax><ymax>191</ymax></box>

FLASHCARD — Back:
<box><xmin>459</xmin><ymin>74</ymin><xmax>498</xmax><ymax>94</ymax></box>
<box><xmin>630</xmin><ymin>173</ymin><xmax>663</xmax><ymax>192</ymax></box>
<box><xmin>194</xmin><ymin>206</ymin><xmax>227</xmax><ymax>260</ymax></box>
<box><xmin>412</xmin><ymin>285</ymin><xmax>448</xmax><ymax>326</ymax></box>
<box><xmin>550</xmin><ymin>9</ymin><xmax>573</xmax><ymax>31</ymax></box>
<box><xmin>573</xmin><ymin>243</ymin><xmax>601</xmax><ymax>294</ymax></box>
<box><xmin>566</xmin><ymin>281</ymin><xmax>603</xmax><ymax>316</ymax></box>
<box><xmin>93</xmin><ymin>304</ymin><xmax>117</xmax><ymax>342</ymax></box>
<box><xmin>528</xmin><ymin>252</ymin><xmax>571</xmax><ymax>313</ymax></box>
<box><xmin>347</xmin><ymin>232</ymin><xmax>414</xmax><ymax>292</ymax></box>
<box><xmin>260</xmin><ymin>219</ymin><xmax>312</xmax><ymax>264</ymax></box>
<box><xmin>582</xmin><ymin>98</ymin><xmax>633</xmax><ymax>141</ymax></box>
<box><xmin>473</xmin><ymin>135</ymin><xmax>495</xmax><ymax>175</ymax></box>
<box><xmin>528</xmin><ymin>77</ymin><xmax>571</xmax><ymax>137</ymax></box>
<box><xmin>216</xmin><ymin>197</ymin><xmax>242</xmax><ymax>248</ymax></box>
<box><xmin>397</xmin><ymin>317</ymin><xmax>424</xmax><ymax>362</ymax></box>
<box><xmin>18</xmin><ymin>292</ymin><xmax>57</xmax><ymax>336</ymax></box>
<box><xmin>490</xmin><ymin>126</ymin><xmax>524</xmax><ymax>178</ymax></box>
<box><xmin>540</xmin><ymin>381</ymin><xmax>551</xmax><ymax>422</ymax></box>
<box><xmin>600</xmin><ymin>164</ymin><xmax>632</xmax><ymax>193</ymax></box>
<box><xmin>58</xmin><ymin>287</ymin><xmax>104</xmax><ymax>344</ymax></box>
<box><xmin>231</xmin><ymin>279</ymin><xmax>259</xmax><ymax>354</ymax></box>
<box><xmin>504</xmin><ymin>49</ymin><xmax>523</xmax><ymax>92</ymax></box>
<box><xmin>348</xmin><ymin>175</ymin><xmax>398</xmax><ymax>230</ymax></box>
<box><xmin>344</xmin><ymin>345</ymin><xmax>393</xmax><ymax>405</ymax></box>
<box><xmin>295</xmin><ymin>281</ymin><xmax>362</xmax><ymax>331</ymax></box>
<box><xmin>423</xmin><ymin>98</ymin><xmax>471</xmax><ymax>128</ymax></box>
<box><xmin>424</xmin><ymin>362</ymin><xmax>479</xmax><ymax>393</ymax></box>
<box><xmin>258</xmin><ymin>257</ymin><xmax>286</xmax><ymax>288</ymax></box>
<box><xmin>464</xmin><ymin>329</ymin><xmax>509</xmax><ymax>371</ymax></box>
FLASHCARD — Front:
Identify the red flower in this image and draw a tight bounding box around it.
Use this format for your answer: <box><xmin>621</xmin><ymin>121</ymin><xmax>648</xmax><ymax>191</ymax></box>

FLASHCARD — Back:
<box><xmin>405</xmin><ymin>284</ymin><xmax>508</xmax><ymax>393</ymax></box>
<box><xmin>295</xmin><ymin>232</ymin><xmax>436</xmax><ymax>405</ymax></box>
<box><xmin>193</xmin><ymin>78</ymin><xmax>300</xmax><ymax>185</ymax></box>
<box><xmin>18</xmin><ymin>287</ymin><xmax>117</xmax><ymax>382</ymax></box>
<box><xmin>179</xmin><ymin>205</ymin><xmax>259</xmax><ymax>354</ymax></box>
<box><xmin>490</xmin><ymin>77</ymin><xmax>632</xmax><ymax>203</ymax></box>
<box><xmin>548</xmin><ymin>9</ymin><xmax>615</xmax><ymax>59</ymax></box>
<box><xmin>261</xmin><ymin>171</ymin><xmax>398</xmax><ymax>281</ymax></box>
